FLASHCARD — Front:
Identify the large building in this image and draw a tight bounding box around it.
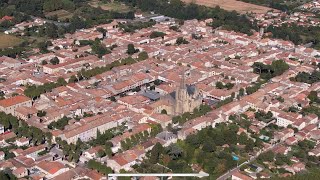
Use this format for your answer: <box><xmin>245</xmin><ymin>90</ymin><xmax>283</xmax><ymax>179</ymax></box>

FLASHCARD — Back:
<box><xmin>0</xmin><ymin>95</ymin><xmax>32</xmax><ymax>116</ymax></box>
<box><xmin>158</xmin><ymin>71</ymin><xmax>202</xmax><ymax>115</ymax></box>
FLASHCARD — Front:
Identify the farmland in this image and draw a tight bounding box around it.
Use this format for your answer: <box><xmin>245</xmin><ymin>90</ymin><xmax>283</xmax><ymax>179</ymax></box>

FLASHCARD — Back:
<box><xmin>0</xmin><ymin>33</ymin><xmax>23</xmax><ymax>49</ymax></box>
<box><xmin>182</xmin><ymin>0</ymin><xmax>278</xmax><ymax>14</ymax></box>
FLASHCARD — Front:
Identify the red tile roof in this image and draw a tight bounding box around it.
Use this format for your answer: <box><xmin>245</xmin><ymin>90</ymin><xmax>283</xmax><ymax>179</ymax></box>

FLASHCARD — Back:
<box><xmin>0</xmin><ymin>95</ymin><xmax>31</xmax><ymax>108</ymax></box>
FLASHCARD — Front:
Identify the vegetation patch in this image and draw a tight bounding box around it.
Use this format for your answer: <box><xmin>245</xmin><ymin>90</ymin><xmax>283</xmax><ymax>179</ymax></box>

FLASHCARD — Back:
<box><xmin>45</xmin><ymin>9</ymin><xmax>74</xmax><ymax>21</ymax></box>
<box><xmin>0</xmin><ymin>33</ymin><xmax>23</xmax><ymax>49</ymax></box>
<box><xmin>89</xmin><ymin>0</ymin><xmax>132</xmax><ymax>12</ymax></box>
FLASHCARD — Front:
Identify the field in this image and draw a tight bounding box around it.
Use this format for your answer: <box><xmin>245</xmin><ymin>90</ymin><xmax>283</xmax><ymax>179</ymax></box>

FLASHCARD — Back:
<box><xmin>183</xmin><ymin>0</ymin><xmax>278</xmax><ymax>14</ymax></box>
<box><xmin>45</xmin><ymin>10</ymin><xmax>73</xmax><ymax>21</ymax></box>
<box><xmin>89</xmin><ymin>1</ymin><xmax>132</xmax><ymax>12</ymax></box>
<box><xmin>0</xmin><ymin>33</ymin><xmax>23</xmax><ymax>49</ymax></box>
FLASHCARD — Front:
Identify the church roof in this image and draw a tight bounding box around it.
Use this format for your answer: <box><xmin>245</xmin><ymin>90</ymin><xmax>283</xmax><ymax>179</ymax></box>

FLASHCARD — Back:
<box><xmin>169</xmin><ymin>84</ymin><xmax>198</xmax><ymax>100</ymax></box>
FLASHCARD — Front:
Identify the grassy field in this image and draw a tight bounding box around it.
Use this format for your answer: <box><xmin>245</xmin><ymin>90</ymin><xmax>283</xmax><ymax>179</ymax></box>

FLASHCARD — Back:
<box><xmin>183</xmin><ymin>0</ymin><xmax>278</xmax><ymax>14</ymax></box>
<box><xmin>0</xmin><ymin>33</ymin><xmax>23</xmax><ymax>49</ymax></box>
<box><xmin>89</xmin><ymin>0</ymin><xmax>132</xmax><ymax>12</ymax></box>
<box><xmin>45</xmin><ymin>10</ymin><xmax>73</xmax><ymax>21</ymax></box>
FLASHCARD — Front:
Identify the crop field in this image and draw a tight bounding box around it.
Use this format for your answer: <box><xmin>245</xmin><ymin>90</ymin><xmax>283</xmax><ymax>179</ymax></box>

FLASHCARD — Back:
<box><xmin>183</xmin><ymin>0</ymin><xmax>278</xmax><ymax>14</ymax></box>
<box><xmin>0</xmin><ymin>33</ymin><xmax>23</xmax><ymax>49</ymax></box>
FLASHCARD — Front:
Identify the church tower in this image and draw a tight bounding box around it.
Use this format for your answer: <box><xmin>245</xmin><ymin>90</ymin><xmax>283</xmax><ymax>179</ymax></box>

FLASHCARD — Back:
<box><xmin>175</xmin><ymin>69</ymin><xmax>188</xmax><ymax>115</ymax></box>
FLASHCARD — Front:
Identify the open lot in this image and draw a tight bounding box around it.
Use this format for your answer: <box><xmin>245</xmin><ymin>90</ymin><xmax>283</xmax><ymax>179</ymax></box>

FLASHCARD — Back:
<box><xmin>183</xmin><ymin>0</ymin><xmax>278</xmax><ymax>14</ymax></box>
<box><xmin>0</xmin><ymin>33</ymin><xmax>23</xmax><ymax>49</ymax></box>
<box><xmin>89</xmin><ymin>1</ymin><xmax>132</xmax><ymax>12</ymax></box>
<box><xmin>45</xmin><ymin>10</ymin><xmax>73</xmax><ymax>21</ymax></box>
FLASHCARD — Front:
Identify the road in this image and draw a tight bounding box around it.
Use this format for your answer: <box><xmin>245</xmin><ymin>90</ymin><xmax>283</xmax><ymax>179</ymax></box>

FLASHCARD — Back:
<box><xmin>217</xmin><ymin>143</ymin><xmax>281</xmax><ymax>180</ymax></box>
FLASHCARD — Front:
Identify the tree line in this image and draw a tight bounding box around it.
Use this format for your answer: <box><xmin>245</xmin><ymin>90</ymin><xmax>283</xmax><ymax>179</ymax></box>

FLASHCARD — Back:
<box><xmin>290</xmin><ymin>70</ymin><xmax>320</xmax><ymax>84</ymax></box>
<box><xmin>118</xmin><ymin>0</ymin><xmax>257</xmax><ymax>35</ymax></box>
<box><xmin>266</xmin><ymin>24</ymin><xmax>320</xmax><ymax>50</ymax></box>
<box><xmin>0</xmin><ymin>112</ymin><xmax>51</xmax><ymax>146</ymax></box>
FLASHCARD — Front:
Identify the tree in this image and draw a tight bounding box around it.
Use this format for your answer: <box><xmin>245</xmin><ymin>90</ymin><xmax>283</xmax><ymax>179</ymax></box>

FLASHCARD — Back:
<box><xmin>96</xmin><ymin>27</ymin><xmax>107</xmax><ymax>38</ymax></box>
<box><xmin>127</xmin><ymin>44</ymin><xmax>137</xmax><ymax>55</ymax></box>
<box><xmin>91</xmin><ymin>40</ymin><xmax>110</xmax><ymax>58</ymax></box>
<box><xmin>258</xmin><ymin>151</ymin><xmax>275</xmax><ymax>162</ymax></box>
<box><xmin>37</xmin><ymin>110</ymin><xmax>46</xmax><ymax>117</ymax></box>
<box><xmin>38</xmin><ymin>41</ymin><xmax>49</xmax><ymax>53</ymax></box>
<box><xmin>50</xmin><ymin>57</ymin><xmax>60</xmax><ymax>65</ymax></box>
<box><xmin>150</xmin><ymin>31</ymin><xmax>166</xmax><ymax>39</ymax></box>
<box><xmin>138</xmin><ymin>51</ymin><xmax>148</xmax><ymax>60</ymax></box>
<box><xmin>245</xmin><ymin>139</ymin><xmax>254</xmax><ymax>152</ymax></box>
<box><xmin>57</xmin><ymin>77</ymin><xmax>67</xmax><ymax>86</ymax></box>
<box><xmin>41</xmin><ymin>60</ymin><xmax>48</xmax><ymax>65</ymax></box>
<box><xmin>68</xmin><ymin>75</ymin><xmax>78</xmax><ymax>83</ymax></box>
<box><xmin>167</xmin><ymin>144</ymin><xmax>183</xmax><ymax>160</ymax></box>
<box><xmin>308</xmin><ymin>91</ymin><xmax>319</xmax><ymax>104</ymax></box>
<box><xmin>176</xmin><ymin>37</ymin><xmax>189</xmax><ymax>45</ymax></box>
<box><xmin>239</xmin><ymin>88</ymin><xmax>245</xmax><ymax>96</ymax></box>
<box><xmin>161</xmin><ymin>109</ymin><xmax>167</xmax><ymax>114</ymax></box>
<box><xmin>97</xmin><ymin>149</ymin><xmax>106</xmax><ymax>158</ymax></box>
<box><xmin>149</xmin><ymin>142</ymin><xmax>163</xmax><ymax>164</ymax></box>
<box><xmin>202</xmin><ymin>140</ymin><xmax>216</xmax><ymax>152</ymax></box>
<box><xmin>216</xmin><ymin>81</ymin><xmax>224</xmax><ymax>89</ymax></box>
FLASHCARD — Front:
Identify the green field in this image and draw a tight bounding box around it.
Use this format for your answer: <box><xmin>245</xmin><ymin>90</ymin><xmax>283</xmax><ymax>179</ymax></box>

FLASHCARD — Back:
<box><xmin>0</xmin><ymin>33</ymin><xmax>23</xmax><ymax>49</ymax></box>
<box><xmin>89</xmin><ymin>1</ymin><xmax>132</xmax><ymax>12</ymax></box>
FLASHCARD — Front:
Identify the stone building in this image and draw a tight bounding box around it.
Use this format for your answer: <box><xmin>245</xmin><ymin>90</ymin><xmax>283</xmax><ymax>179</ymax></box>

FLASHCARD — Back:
<box><xmin>158</xmin><ymin>71</ymin><xmax>202</xmax><ymax>115</ymax></box>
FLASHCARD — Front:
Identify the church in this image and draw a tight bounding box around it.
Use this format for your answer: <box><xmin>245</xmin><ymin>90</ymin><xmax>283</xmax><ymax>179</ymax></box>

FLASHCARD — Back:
<box><xmin>154</xmin><ymin>71</ymin><xmax>203</xmax><ymax>116</ymax></box>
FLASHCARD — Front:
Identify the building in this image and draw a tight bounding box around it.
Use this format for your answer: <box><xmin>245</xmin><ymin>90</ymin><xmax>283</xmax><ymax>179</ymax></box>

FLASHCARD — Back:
<box><xmin>0</xmin><ymin>151</ymin><xmax>4</xmax><ymax>160</ymax></box>
<box><xmin>35</xmin><ymin>161</ymin><xmax>69</xmax><ymax>179</ymax></box>
<box><xmin>0</xmin><ymin>124</ymin><xmax>4</xmax><ymax>134</ymax></box>
<box><xmin>159</xmin><ymin>71</ymin><xmax>202</xmax><ymax>115</ymax></box>
<box><xmin>232</xmin><ymin>171</ymin><xmax>254</xmax><ymax>180</ymax></box>
<box><xmin>12</xmin><ymin>167</ymin><xmax>28</xmax><ymax>178</ymax></box>
<box><xmin>0</xmin><ymin>95</ymin><xmax>32</xmax><ymax>116</ymax></box>
<box><xmin>16</xmin><ymin>137</ymin><xmax>30</xmax><ymax>147</ymax></box>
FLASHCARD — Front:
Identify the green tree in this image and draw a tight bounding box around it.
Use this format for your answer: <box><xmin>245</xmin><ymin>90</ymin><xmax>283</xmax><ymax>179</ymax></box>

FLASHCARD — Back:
<box><xmin>50</xmin><ymin>57</ymin><xmax>60</xmax><ymax>65</ymax></box>
<box><xmin>149</xmin><ymin>142</ymin><xmax>163</xmax><ymax>164</ymax></box>
<box><xmin>216</xmin><ymin>81</ymin><xmax>224</xmax><ymax>89</ymax></box>
<box><xmin>127</xmin><ymin>44</ymin><xmax>137</xmax><ymax>55</ymax></box>
<box><xmin>138</xmin><ymin>51</ymin><xmax>148</xmax><ymax>60</ymax></box>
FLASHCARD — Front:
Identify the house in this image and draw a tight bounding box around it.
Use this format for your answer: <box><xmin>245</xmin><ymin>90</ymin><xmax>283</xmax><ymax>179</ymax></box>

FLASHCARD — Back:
<box><xmin>0</xmin><ymin>132</ymin><xmax>16</xmax><ymax>143</ymax></box>
<box><xmin>83</xmin><ymin>146</ymin><xmax>104</xmax><ymax>160</ymax></box>
<box><xmin>0</xmin><ymin>95</ymin><xmax>32</xmax><ymax>116</ymax></box>
<box><xmin>292</xmin><ymin>162</ymin><xmax>306</xmax><ymax>173</ymax></box>
<box><xmin>0</xmin><ymin>56</ymin><xmax>23</xmax><ymax>68</ymax></box>
<box><xmin>35</xmin><ymin>161</ymin><xmax>69</xmax><ymax>179</ymax></box>
<box><xmin>273</xmin><ymin>128</ymin><xmax>294</xmax><ymax>142</ymax></box>
<box><xmin>59</xmin><ymin>113</ymin><xmax>127</xmax><ymax>144</ymax></box>
<box><xmin>0</xmin><ymin>124</ymin><xmax>4</xmax><ymax>134</ymax></box>
<box><xmin>107</xmin><ymin>148</ymin><xmax>145</xmax><ymax>172</ymax></box>
<box><xmin>22</xmin><ymin>144</ymin><xmax>46</xmax><ymax>159</ymax></box>
<box><xmin>231</xmin><ymin>171</ymin><xmax>254</xmax><ymax>180</ymax></box>
<box><xmin>156</xmin><ymin>131</ymin><xmax>177</xmax><ymax>146</ymax></box>
<box><xmin>16</xmin><ymin>137</ymin><xmax>30</xmax><ymax>147</ymax></box>
<box><xmin>149</xmin><ymin>114</ymin><xmax>172</xmax><ymax>128</ymax></box>
<box><xmin>12</xmin><ymin>167</ymin><xmax>28</xmax><ymax>178</ymax></box>
<box><xmin>0</xmin><ymin>151</ymin><xmax>4</xmax><ymax>160</ymax></box>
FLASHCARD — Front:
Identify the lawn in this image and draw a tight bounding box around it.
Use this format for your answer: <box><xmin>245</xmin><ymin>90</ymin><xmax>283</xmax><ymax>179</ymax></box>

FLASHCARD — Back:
<box><xmin>0</xmin><ymin>33</ymin><xmax>23</xmax><ymax>49</ymax></box>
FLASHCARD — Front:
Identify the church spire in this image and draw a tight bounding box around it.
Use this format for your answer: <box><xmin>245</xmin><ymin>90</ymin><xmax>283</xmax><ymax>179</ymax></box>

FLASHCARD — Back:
<box><xmin>180</xmin><ymin>67</ymin><xmax>186</xmax><ymax>89</ymax></box>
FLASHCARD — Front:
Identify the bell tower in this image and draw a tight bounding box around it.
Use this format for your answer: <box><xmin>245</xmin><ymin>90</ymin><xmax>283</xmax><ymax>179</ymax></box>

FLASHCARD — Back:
<box><xmin>175</xmin><ymin>68</ymin><xmax>188</xmax><ymax>115</ymax></box>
